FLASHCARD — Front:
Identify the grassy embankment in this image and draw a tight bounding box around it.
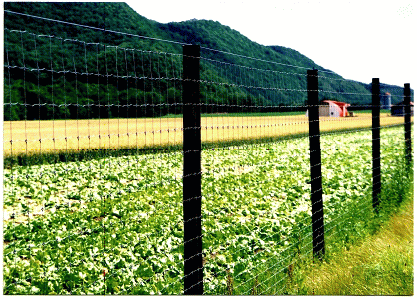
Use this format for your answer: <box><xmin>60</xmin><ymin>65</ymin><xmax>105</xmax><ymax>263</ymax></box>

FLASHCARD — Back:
<box><xmin>297</xmin><ymin>193</ymin><xmax>414</xmax><ymax>295</ymax></box>
<box><xmin>283</xmin><ymin>163</ymin><xmax>414</xmax><ymax>295</ymax></box>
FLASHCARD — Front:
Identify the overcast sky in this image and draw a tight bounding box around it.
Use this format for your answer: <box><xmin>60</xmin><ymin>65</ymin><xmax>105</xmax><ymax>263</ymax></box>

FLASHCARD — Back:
<box><xmin>127</xmin><ymin>0</ymin><xmax>417</xmax><ymax>89</ymax></box>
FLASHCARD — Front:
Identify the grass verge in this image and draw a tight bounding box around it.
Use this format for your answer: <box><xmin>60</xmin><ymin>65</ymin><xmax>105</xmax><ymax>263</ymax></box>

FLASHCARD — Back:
<box><xmin>289</xmin><ymin>171</ymin><xmax>414</xmax><ymax>295</ymax></box>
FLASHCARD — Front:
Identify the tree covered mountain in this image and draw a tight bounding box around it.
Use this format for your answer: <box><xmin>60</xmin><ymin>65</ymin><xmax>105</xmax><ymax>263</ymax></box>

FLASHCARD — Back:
<box><xmin>3</xmin><ymin>2</ymin><xmax>410</xmax><ymax>121</ymax></box>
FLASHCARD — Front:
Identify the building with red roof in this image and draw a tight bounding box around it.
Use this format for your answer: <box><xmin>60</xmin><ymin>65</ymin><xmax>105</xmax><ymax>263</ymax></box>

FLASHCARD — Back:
<box><xmin>306</xmin><ymin>100</ymin><xmax>351</xmax><ymax>117</ymax></box>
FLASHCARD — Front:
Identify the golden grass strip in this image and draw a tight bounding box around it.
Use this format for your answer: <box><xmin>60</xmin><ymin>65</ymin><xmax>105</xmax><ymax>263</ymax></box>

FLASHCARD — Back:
<box><xmin>3</xmin><ymin>114</ymin><xmax>410</xmax><ymax>156</ymax></box>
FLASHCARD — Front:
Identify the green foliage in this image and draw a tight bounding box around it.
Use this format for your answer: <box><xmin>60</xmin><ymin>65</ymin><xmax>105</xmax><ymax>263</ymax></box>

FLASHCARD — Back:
<box><xmin>3</xmin><ymin>126</ymin><xmax>412</xmax><ymax>295</ymax></box>
<box><xmin>4</xmin><ymin>2</ymin><xmax>412</xmax><ymax>121</ymax></box>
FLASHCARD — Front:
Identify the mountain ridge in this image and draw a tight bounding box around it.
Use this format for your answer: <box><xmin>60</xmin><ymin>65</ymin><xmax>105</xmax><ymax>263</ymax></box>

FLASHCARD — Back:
<box><xmin>3</xmin><ymin>2</ymin><xmax>410</xmax><ymax>121</ymax></box>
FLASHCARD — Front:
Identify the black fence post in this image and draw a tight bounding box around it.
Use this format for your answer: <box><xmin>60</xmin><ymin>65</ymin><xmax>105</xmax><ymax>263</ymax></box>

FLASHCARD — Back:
<box><xmin>404</xmin><ymin>83</ymin><xmax>412</xmax><ymax>165</ymax></box>
<box><xmin>307</xmin><ymin>69</ymin><xmax>325</xmax><ymax>260</ymax></box>
<box><xmin>372</xmin><ymin>78</ymin><xmax>381</xmax><ymax>213</ymax></box>
<box><xmin>182</xmin><ymin>45</ymin><xmax>203</xmax><ymax>295</ymax></box>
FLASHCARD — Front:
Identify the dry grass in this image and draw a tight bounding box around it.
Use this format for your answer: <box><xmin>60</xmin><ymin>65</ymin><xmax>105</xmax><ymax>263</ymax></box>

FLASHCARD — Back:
<box><xmin>3</xmin><ymin>113</ymin><xmax>408</xmax><ymax>156</ymax></box>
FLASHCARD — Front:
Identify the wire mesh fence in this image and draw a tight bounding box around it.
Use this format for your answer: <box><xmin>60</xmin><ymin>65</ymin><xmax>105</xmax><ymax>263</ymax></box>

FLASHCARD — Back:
<box><xmin>3</xmin><ymin>8</ymin><xmax>414</xmax><ymax>296</ymax></box>
<box><xmin>196</xmin><ymin>47</ymin><xmax>311</xmax><ymax>295</ymax></box>
<box><xmin>3</xmin><ymin>12</ymin><xmax>187</xmax><ymax>295</ymax></box>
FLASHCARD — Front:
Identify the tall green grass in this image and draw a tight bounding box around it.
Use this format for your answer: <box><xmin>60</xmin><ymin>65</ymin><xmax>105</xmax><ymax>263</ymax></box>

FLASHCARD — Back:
<box><xmin>276</xmin><ymin>157</ymin><xmax>413</xmax><ymax>295</ymax></box>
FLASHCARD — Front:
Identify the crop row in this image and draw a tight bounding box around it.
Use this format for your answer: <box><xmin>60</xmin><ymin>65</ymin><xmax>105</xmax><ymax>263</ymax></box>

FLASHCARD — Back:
<box><xmin>3</xmin><ymin>126</ymin><xmax>410</xmax><ymax>294</ymax></box>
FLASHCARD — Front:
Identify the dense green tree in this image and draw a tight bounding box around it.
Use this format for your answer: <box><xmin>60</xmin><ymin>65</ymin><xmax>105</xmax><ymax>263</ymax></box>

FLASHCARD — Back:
<box><xmin>3</xmin><ymin>2</ymin><xmax>412</xmax><ymax>121</ymax></box>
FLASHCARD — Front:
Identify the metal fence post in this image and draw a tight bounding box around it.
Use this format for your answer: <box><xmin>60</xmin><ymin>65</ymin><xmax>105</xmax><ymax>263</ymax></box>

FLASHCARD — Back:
<box><xmin>404</xmin><ymin>83</ymin><xmax>412</xmax><ymax>165</ymax></box>
<box><xmin>372</xmin><ymin>78</ymin><xmax>381</xmax><ymax>213</ymax></box>
<box><xmin>307</xmin><ymin>69</ymin><xmax>325</xmax><ymax>260</ymax></box>
<box><xmin>182</xmin><ymin>44</ymin><xmax>203</xmax><ymax>295</ymax></box>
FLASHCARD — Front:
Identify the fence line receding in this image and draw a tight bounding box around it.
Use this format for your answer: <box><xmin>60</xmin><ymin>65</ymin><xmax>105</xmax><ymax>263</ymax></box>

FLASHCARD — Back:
<box><xmin>3</xmin><ymin>8</ymin><xmax>414</xmax><ymax>296</ymax></box>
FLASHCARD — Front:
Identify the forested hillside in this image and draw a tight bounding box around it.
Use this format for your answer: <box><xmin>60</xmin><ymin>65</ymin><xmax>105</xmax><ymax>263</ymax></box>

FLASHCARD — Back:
<box><xmin>3</xmin><ymin>2</ymin><xmax>410</xmax><ymax>121</ymax></box>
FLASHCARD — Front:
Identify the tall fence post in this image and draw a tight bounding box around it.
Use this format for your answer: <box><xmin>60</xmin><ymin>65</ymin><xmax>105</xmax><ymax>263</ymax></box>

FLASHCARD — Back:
<box><xmin>307</xmin><ymin>69</ymin><xmax>325</xmax><ymax>260</ymax></box>
<box><xmin>404</xmin><ymin>83</ymin><xmax>412</xmax><ymax>165</ymax></box>
<box><xmin>372</xmin><ymin>78</ymin><xmax>381</xmax><ymax>213</ymax></box>
<box><xmin>182</xmin><ymin>44</ymin><xmax>203</xmax><ymax>295</ymax></box>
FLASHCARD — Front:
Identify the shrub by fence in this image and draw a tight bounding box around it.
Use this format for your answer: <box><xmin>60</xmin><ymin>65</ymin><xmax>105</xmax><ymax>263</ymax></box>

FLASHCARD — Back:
<box><xmin>3</xmin><ymin>8</ymin><xmax>414</xmax><ymax>295</ymax></box>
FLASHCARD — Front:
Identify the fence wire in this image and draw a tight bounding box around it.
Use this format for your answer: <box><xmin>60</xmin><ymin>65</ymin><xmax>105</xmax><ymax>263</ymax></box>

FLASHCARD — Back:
<box><xmin>4</xmin><ymin>15</ymin><xmax>186</xmax><ymax>295</ymax></box>
<box><xmin>3</xmin><ymin>7</ymin><xmax>414</xmax><ymax>296</ymax></box>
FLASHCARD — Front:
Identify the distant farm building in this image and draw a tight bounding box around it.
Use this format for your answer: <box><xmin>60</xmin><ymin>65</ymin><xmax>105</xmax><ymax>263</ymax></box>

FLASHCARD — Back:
<box><xmin>391</xmin><ymin>102</ymin><xmax>414</xmax><ymax>116</ymax></box>
<box><xmin>306</xmin><ymin>100</ymin><xmax>351</xmax><ymax>117</ymax></box>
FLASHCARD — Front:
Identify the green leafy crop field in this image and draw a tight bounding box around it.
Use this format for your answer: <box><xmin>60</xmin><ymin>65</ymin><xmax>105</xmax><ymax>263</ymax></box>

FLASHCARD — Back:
<box><xmin>2</xmin><ymin>126</ymin><xmax>411</xmax><ymax>295</ymax></box>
